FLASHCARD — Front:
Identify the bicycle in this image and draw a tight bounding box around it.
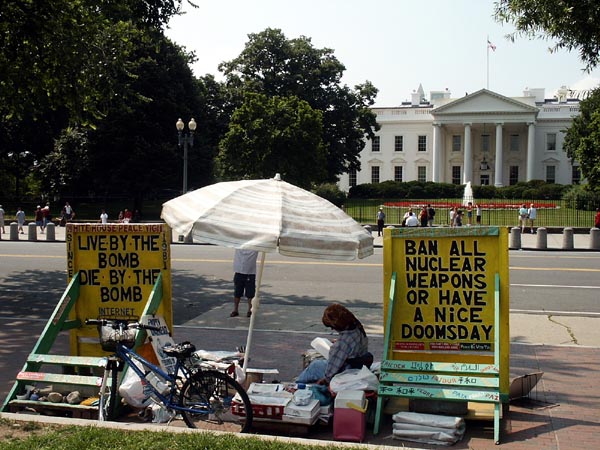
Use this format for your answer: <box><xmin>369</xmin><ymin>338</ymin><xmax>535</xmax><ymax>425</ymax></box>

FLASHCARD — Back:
<box><xmin>85</xmin><ymin>318</ymin><xmax>253</xmax><ymax>432</ymax></box>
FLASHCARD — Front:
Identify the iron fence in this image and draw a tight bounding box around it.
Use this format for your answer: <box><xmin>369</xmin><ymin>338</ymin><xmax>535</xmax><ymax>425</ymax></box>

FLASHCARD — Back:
<box><xmin>344</xmin><ymin>198</ymin><xmax>598</xmax><ymax>228</ymax></box>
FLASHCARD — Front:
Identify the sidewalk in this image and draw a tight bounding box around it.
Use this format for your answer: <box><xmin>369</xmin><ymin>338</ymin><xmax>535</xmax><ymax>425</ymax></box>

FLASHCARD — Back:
<box><xmin>2</xmin><ymin>224</ymin><xmax>599</xmax><ymax>448</ymax></box>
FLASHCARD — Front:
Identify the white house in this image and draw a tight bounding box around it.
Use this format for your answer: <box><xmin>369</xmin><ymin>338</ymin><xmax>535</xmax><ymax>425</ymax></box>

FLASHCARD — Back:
<box><xmin>339</xmin><ymin>85</ymin><xmax>582</xmax><ymax>190</ymax></box>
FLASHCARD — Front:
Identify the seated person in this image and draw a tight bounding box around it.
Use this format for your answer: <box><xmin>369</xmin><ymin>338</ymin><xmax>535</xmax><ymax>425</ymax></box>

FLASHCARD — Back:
<box><xmin>297</xmin><ymin>304</ymin><xmax>372</xmax><ymax>385</ymax></box>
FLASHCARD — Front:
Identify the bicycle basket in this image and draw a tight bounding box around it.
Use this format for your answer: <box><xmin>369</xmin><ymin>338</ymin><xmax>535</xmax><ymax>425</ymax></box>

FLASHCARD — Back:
<box><xmin>98</xmin><ymin>324</ymin><xmax>137</xmax><ymax>351</ymax></box>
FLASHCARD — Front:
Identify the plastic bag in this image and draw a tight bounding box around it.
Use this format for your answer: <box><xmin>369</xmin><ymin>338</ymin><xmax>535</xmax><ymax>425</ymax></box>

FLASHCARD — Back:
<box><xmin>329</xmin><ymin>366</ymin><xmax>379</xmax><ymax>393</ymax></box>
<box><xmin>310</xmin><ymin>384</ymin><xmax>332</xmax><ymax>406</ymax></box>
<box><xmin>118</xmin><ymin>362</ymin><xmax>152</xmax><ymax>408</ymax></box>
<box><xmin>150</xmin><ymin>403</ymin><xmax>176</xmax><ymax>423</ymax></box>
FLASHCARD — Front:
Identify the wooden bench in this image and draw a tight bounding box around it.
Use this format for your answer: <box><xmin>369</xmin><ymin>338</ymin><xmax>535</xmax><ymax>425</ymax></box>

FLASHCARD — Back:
<box><xmin>375</xmin><ymin>359</ymin><xmax>501</xmax><ymax>443</ymax></box>
<box><xmin>373</xmin><ymin>272</ymin><xmax>504</xmax><ymax>444</ymax></box>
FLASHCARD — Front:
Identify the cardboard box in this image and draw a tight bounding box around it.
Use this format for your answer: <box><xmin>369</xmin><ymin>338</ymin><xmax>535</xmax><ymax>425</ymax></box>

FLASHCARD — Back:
<box><xmin>284</xmin><ymin>398</ymin><xmax>320</xmax><ymax>418</ymax></box>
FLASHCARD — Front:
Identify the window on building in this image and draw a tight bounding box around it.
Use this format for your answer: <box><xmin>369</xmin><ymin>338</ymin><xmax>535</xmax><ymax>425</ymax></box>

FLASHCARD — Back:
<box><xmin>572</xmin><ymin>166</ymin><xmax>581</xmax><ymax>185</ymax></box>
<box><xmin>417</xmin><ymin>166</ymin><xmax>427</xmax><ymax>182</ymax></box>
<box><xmin>452</xmin><ymin>135</ymin><xmax>461</xmax><ymax>152</ymax></box>
<box><xmin>480</xmin><ymin>174</ymin><xmax>490</xmax><ymax>186</ymax></box>
<box><xmin>546</xmin><ymin>133</ymin><xmax>556</xmax><ymax>151</ymax></box>
<box><xmin>509</xmin><ymin>166</ymin><xmax>519</xmax><ymax>185</ymax></box>
<box><xmin>394</xmin><ymin>166</ymin><xmax>403</xmax><ymax>182</ymax></box>
<box><xmin>481</xmin><ymin>134</ymin><xmax>490</xmax><ymax>152</ymax></box>
<box><xmin>348</xmin><ymin>169</ymin><xmax>357</xmax><ymax>188</ymax></box>
<box><xmin>371</xmin><ymin>136</ymin><xmax>380</xmax><ymax>152</ymax></box>
<box><xmin>418</xmin><ymin>135</ymin><xmax>427</xmax><ymax>152</ymax></box>
<box><xmin>452</xmin><ymin>166</ymin><xmax>461</xmax><ymax>184</ymax></box>
<box><xmin>510</xmin><ymin>134</ymin><xmax>520</xmax><ymax>152</ymax></box>
<box><xmin>394</xmin><ymin>136</ymin><xmax>403</xmax><ymax>152</ymax></box>
<box><xmin>371</xmin><ymin>166</ymin><xmax>380</xmax><ymax>183</ymax></box>
<box><xmin>546</xmin><ymin>165</ymin><xmax>556</xmax><ymax>183</ymax></box>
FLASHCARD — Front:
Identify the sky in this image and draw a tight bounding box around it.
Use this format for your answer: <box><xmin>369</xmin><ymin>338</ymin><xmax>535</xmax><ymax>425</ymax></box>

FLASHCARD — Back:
<box><xmin>165</xmin><ymin>0</ymin><xmax>600</xmax><ymax>107</ymax></box>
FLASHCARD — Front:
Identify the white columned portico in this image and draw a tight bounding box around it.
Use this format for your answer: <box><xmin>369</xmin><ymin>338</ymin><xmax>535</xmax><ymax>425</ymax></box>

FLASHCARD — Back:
<box><xmin>462</xmin><ymin>123</ymin><xmax>472</xmax><ymax>184</ymax></box>
<box><xmin>432</xmin><ymin>123</ymin><xmax>442</xmax><ymax>182</ymax></box>
<box><xmin>494</xmin><ymin>123</ymin><xmax>504</xmax><ymax>187</ymax></box>
<box><xmin>526</xmin><ymin>122</ymin><xmax>536</xmax><ymax>181</ymax></box>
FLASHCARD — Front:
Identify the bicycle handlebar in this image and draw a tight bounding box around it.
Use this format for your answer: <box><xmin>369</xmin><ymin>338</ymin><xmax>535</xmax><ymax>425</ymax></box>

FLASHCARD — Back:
<box><xmin>85</xmin><ymin>318</ymin><xmax>162</xmax><ymax>332</ymax></box>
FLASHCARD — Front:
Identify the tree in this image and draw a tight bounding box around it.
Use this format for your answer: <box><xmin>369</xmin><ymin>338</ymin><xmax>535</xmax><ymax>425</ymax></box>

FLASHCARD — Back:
<box><xmin>216</xmin><ymin>93</ymin><xmax>326</xmax><ymax>189</ymax></box>
<box><xmin>219</xmin><ymin>28</ymin><xmax>379</xmax><ymax>183</ymax></box>
<box><xmin>563</xmin><ymin>88</ymin><xmax>600</xmax><ymax>191</ymax></box>
<box><xmin>0</xmin><ymin>1</ymin><xmax>200</xmax><ymax>201</ymax></box>
<box><xmin>494</xmin><ymin>0</ymin><xmax>600</xmax><ymax>71</ymax></box>
<box><xmin>77</xmin><ymin>37</ymin><xmax>206</xmax><ymax>202</ymax></box>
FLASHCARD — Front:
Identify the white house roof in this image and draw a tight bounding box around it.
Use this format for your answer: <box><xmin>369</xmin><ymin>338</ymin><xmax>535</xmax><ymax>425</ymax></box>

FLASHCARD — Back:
<box><xmin>432</xmin><ymin>89</ymin><xmax>539</xmax><ymax>124</ymax></box>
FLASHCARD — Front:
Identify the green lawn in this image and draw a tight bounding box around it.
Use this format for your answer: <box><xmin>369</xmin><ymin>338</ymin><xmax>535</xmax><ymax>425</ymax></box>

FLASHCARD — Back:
<box><xmin>0</xmin><ymin>419</ymin><xmax>358</xmax><ymax>450</ymax></box>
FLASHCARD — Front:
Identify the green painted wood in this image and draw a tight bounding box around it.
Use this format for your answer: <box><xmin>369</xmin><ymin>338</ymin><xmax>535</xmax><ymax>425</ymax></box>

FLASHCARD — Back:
<box><xmin>32</xmin><ymin>273</ymin><xmax>81</xmax><ymax>356</ymax></box>
<box><xmin>134</xmin><ymin>272</ymin><xmax>164</xmax><ymax>348</ymax></box>
<box><xmin>377</xmin><ymin>384</ymin><xmax>500</xmax><ymax>403</ymax></box>
<box><xmin>16</xmin><ymin>371</ymin><xmax>102</xmax><ymax>387</ymax></box>
<box><xmin>2</xmin><ymin>274</ymin><xmax>82</xmax><ymax>411</ymax></box>
<box><xmin>374</xmin><ymin>272</ymin><xmax>397</xmax><ymax>435</ymax></box>
<box><xmin>28</xmin><ymin>354</ymin><xmax>106</xmax><ymax>367</ymax></box>
<box><xmin>381</xmin><ymin>272</ymin><xmax>397</xmax><ymax>360</ymax></box>
<box><xmin>374</xmin><ymin>271</ymin><xmax>504</xmax><ymax>442</ymax></box>
<box><xmin>380</xmin><ymin>372</ymin><xmax>499</xmax><ymax>388</ymax></box>
<box><xmin>8</xmin><ymin>400</ymin><xmax>97</xmax><ymax>411</ymax></box>
<box><xmin>381</xmin><ymin>359</ymin><xmax>499</xmax><ymax>374</ymax></box>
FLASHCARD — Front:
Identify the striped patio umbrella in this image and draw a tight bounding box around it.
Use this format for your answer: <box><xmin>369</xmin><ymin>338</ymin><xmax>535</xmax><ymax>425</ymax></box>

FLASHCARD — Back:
<box><xmin>161</xmin><ymin>174</ymin><xmax>373</xmax><ymax>371</ymax></box>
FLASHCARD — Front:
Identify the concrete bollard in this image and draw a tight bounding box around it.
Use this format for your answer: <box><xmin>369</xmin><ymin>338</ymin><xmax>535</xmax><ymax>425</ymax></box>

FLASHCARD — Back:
<box><xmin>536</xmin><ymin>227</ymin><xmax>547</xmax><ymax>250</ymax></box>
<box><xmin>45</xmin><ymin>223</ymin><xmax>56</xmax><ymax>241</ymax></box>
<box><xmin>28</xmin><ymin>222</ymin><xmax>37</xmax><ymax>241</ymax></box>
<box><xmin>562</xmin><ymin>227</ymin><xmax>574</xmax><ymax>250</ymax></box>
<box><xmin>9</xmin><ymin>222</ymin><xmax>19</xmax><ymax>241</ymax></box>
<box><xmin>510</xmin><ymin>227</ymin><xmax>521</xmax><ymax>249</ymax></box>
<box><xmin>590</xmin><ymin>228</ymin><xmax>600</xmax><ymax>250</ymax></box>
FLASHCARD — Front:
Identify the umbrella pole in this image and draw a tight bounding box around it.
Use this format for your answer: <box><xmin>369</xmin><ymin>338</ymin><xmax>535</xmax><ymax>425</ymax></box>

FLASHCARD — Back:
<box><xmin>242</xmin><ymin>251</ymin><xmax>266</xmax><ymax>376</ymax></box>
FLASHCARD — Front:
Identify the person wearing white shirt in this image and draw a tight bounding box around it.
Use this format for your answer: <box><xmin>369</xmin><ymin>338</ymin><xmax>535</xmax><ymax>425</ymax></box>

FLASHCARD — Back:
<box><xmin>231</xmin><ymin>249</ymin><xmax>258</xmax><ymax>318</ymax></box>
<box><xmin>527</xmin><ymin>204</ymin><xmax>537</xmax><ymax>233</ymax></box>
<box><xmin>100</xmin><ymin>209</ymin><xmax>108</xmax><ymax>224</ymax></box>
<box><xmin>405</xmin><ymin>212</ymin><xmax>419</xmax><ymax>227</ymax></box>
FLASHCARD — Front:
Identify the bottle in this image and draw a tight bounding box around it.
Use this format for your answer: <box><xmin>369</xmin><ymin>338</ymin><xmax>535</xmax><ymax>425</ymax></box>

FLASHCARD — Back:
<box><xmin>146</xmin><ymin>372</ymin><xmax>169</xmax><ymax>395</ymax></box>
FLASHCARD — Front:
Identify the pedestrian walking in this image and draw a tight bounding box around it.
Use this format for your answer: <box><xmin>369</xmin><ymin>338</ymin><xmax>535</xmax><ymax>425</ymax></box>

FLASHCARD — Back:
<box><xmin>376</xmin><ymin>207</ymin><xmax>385</xmax><ymax>236</ymax></box>
<box><xmin>15</xmin><ymin>207</ymin><xmax>25</xmax><ymax>234</ymax></box>
<box><xmin>427</xmin><ymin>204</ymin><xmax>435</xmax><ymax>227</ymax></box>
<box><xmin>230</xmin><ymin>249</ymin><xmax>258</xmax><ymax>318</ymax></box>
<box><xmin>519</xmin><ymin>204</ymin><xmax>528</xmax><ymax>233</ymax></box>
<box><xmin>419</xmin><ymin>206</ymin><xmax>428</xmax><ymax>227</ymax></box>
<box><xmin>35</xmin><ymin>206</ymin><xmax>44</xmax><ymax>233</ymax></box>
<box><xmin>466</xmin><ymin>202</ymin><xmax>473</xmax><ymax>226</ymax></box>
<box><xmin>527</xmin><ymin>203</ymin><xmax>537</xmax><ymax>233</ymax></box>
<box><xmin>99</xmin><ymin>209</ymin><xmax>108</xmax><ymax>224</ymax></box>
<box><xmin>0</xmin><ymin>204</ymin><xmax>4</xmax><ymax>234</ymax></box>
<box><xmin>476</xmin><ymin>204</ymin><xmax>482</xmax><ymax>225</ymax></box>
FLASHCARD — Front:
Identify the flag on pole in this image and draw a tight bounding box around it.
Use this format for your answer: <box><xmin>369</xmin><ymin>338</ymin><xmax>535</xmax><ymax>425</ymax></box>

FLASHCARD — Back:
<box><xmin>487</xmin><ymin>39</ymin><xmax>496</xmax><ymax>51</ymax></box>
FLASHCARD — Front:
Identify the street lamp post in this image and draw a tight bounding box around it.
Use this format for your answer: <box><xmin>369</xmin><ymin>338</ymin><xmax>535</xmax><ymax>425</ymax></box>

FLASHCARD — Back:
<box><xmin>176</xmin><ymin>118</ymin><xmax>197</xmax><ymax>194</ymax></box>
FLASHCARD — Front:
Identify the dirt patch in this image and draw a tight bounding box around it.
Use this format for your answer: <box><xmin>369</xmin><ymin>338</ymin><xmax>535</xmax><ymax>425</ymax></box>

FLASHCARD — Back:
<box><xmin>0</xmin><ymin>418</ymin><xmax>59</xmax><ymax>442</ymax></box>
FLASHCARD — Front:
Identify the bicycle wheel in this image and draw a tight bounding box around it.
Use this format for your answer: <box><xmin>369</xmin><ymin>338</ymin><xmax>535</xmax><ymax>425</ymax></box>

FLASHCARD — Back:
<box><xmin>98</xmin><ymin>360</ymin><xmax>121</xmax><ymax>421</ymax></box>
<box><xmin>179</xmin><ymin>369</ymin><xmax>253</xmax><ymax>433</ymax></box>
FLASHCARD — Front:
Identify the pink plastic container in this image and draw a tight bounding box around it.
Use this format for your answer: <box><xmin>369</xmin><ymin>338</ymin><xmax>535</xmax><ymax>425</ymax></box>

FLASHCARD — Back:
<box><xmin>333</xmin><ymin>390</ymin><xmax>366</xmax><ymax>442</ymax></box>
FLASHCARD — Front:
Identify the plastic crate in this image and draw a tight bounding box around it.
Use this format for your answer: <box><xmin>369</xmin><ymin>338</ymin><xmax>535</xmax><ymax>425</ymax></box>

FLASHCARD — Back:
<box><xmin>231</xmin><ymin>399</ymin><xmax>284</xmax><ymax>420</ymax></box>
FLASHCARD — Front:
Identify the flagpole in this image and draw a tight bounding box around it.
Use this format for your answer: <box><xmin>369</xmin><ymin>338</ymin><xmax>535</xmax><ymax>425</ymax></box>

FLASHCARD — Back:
<box><xmin>486</xmin><ymin>35</ymin><xmax>490</xmax><ymax>89</ymax></box>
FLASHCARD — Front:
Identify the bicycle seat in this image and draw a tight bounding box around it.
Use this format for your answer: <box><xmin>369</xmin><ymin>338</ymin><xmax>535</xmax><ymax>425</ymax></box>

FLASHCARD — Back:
<box><xmin>163</xmin><ymin>341</ymin><xmax>196</xmax><ymax>358</ymax></box>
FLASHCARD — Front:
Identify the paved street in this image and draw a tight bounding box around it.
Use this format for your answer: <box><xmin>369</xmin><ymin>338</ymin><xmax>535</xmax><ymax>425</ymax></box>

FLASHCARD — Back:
<box><xmin>1</xmin><ymin>227</ymin><xmax>599</xmax><ymax>448</ymax></box>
